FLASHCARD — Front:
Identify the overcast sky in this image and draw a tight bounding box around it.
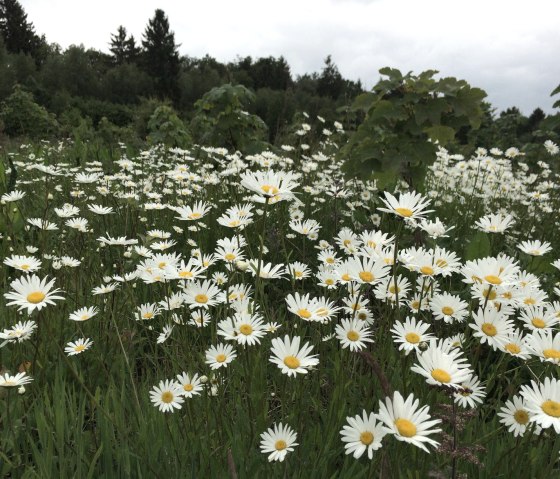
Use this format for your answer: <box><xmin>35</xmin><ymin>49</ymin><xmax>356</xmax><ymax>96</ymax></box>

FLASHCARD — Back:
<box><xmin>21</xmin><ymin>0</ymin><xmax>560</xmax><ymax>114</ymax></box>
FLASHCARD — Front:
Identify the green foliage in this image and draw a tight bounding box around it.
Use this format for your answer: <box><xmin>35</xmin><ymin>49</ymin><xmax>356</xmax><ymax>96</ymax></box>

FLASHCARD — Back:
<box><xmin>109</xmin><ymin>26</ymin><xmax>140</xmax><ymax>66</ymax></box>
<box><xmin>552</xmin><ymin>83</ymin><xmax>560</xmax><ymax>109</ymax></box>
<box><xmin>141</xmin><ymin>9</ymin><xmax>180</xmax><ymax>100</ymax></box>
<box><xmin>317</xmin><ymin>55</ymin><xmax>344</xmax><ymax>99</ymax></box>
<box><xmin>0</xmin><ymin>84</ymin><xmax>57</xmax><ymax>138</ymax></box>
<box><xmin>103</xmin><ymin>63</ymin><xmax>152</xmax><ymax>104</ymax></box>
<box><xmin>0</xmin><ymin>0</ymin><xmax>45</xmax><ymax>62</ymax></box>
<box><xmin>254</xmin><ymin>87</ymin><xmax>296</xmax><ymax>142</ymax></box>
<box><xmin>341</xmin><ymin>68</ymin><xmax>487</xmax><ymax>188</ymax></box>
<box><xmin>147</xmin><ymin>105</ymin><xmax>191</xmax><ymax>148</ymax></box>
<box><xmin>191</xmin><ymin>83</ymin><xmax>269</xmax><ymax>152</ymax></box>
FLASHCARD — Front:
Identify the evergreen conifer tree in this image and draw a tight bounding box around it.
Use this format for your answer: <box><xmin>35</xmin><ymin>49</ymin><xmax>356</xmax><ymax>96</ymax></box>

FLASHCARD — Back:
<box><xmin>0</xmin><ymin>0</ymin><xmax>42</xmax><ymax>57</ymax></box>
<box><xmin>141</xmin><ymin>9</ymin><xmax>180</xmax><ymax>100</ymax></box>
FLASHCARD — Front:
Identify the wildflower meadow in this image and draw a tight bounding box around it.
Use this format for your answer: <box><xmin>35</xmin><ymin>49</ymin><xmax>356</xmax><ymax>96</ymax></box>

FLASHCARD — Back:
<box><xmin>1</xmin><ymin>123</ymin><xmax>560</xmax><ymax>478</ymax></box>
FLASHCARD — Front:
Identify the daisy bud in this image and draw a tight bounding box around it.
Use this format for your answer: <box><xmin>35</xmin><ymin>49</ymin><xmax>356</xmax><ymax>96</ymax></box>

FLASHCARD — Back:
<box><xmin>236</xmin><ymin>260</ymin><xmax>249</xmax><ymax>272</ymax></box>
<box><xmin>18</xmin><ymin>386</ymin><xmax>26</xmax><ymax>395</ymax></box>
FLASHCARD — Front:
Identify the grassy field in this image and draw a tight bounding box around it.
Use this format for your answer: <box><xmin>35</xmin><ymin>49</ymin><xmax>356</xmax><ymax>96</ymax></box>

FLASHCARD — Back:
<box><xmin>0</xmin><ymin>126</ymin><xmax>559</xmax><ymax>478</ymax></box>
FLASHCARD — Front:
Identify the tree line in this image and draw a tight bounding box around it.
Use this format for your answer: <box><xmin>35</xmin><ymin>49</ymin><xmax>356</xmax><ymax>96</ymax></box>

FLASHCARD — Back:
<box><xmin>0</xmin><ymin>0</ymin><xmax>558</xmax><ymax>161</ymax></box>
<box><xmin>0</xmin><ymin>1</ymin><xmax>361</xmax><ymax>146</ymax></box>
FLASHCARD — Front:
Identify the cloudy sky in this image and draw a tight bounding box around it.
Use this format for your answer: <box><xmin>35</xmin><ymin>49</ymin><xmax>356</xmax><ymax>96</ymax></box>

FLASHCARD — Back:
<box><xmin>21</xmin><ymin>0</ymin><xmax>560</xmax><ymax>114</ymax></box>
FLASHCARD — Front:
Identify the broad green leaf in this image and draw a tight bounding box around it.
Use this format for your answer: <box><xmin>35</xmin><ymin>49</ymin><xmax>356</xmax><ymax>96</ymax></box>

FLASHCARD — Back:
<box><xmin>349</xmin><ymin>92</ymin><xmax>377</xmax><ymax>112</ymax></box>
<box><xmin>368</xmin><ymin>100</ymin><xmax>407</xmax><ymax>122</ymax></box>
<box><xmin>414</xmin><ymin>98</ymin><xmax>449</xmax><ymax>126</ymax></box>
<box><xmin>378</xmin><ymin>67</ymin><xmax>403</xmax><ymax>81</ymax></box>
<box><xmin>424</xmin><ymin>125</ymin><xmax>455</xmax><ymax>145</ymax></box>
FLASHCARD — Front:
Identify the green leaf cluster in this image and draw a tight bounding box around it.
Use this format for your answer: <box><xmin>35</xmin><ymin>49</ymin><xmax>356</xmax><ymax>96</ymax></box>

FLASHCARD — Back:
<box><xmin>190</xmin><ymin>83</ymin><xmax>269</xmax><ymax>152</ymax></box>
<box><xmin>146</xmin><ymin>105</ymin><xmax>191</xmax><ymax>148</ymax></box>
<box><xmin>0</xmin><ymin>84</ymin><xmax>58</xmax><ymax>138</ymax></box>
<box><xmin>341</xmin><ymin>68</ymin><xmax>487</xmax><ymax>187</ymax></box>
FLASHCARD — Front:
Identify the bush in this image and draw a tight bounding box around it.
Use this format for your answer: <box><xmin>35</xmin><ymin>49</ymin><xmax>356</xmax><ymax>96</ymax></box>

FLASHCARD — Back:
<box><xmin>0</xmin><ymin>84</ymin><xmax>58</xmax><ymax>138</ymax></box>
<box><xmin>147</xmin><ymin>105</ymin><xmax>192</xmax><ymax>148</ymax></box>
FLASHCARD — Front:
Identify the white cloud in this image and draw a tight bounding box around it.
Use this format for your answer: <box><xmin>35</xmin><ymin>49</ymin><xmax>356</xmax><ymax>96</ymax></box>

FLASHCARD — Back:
<box><xmin>21</xmin><ymin>0</ymin><xmax>560</xmax><ymax>113</ymax></box>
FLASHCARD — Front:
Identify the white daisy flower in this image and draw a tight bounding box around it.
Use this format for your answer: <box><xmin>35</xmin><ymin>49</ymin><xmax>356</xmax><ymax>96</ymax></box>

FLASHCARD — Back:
<box><xmin>340</xmin><ymin>410</ymin><xmax>386</xmax><ymax>459</ymax></box>
<box><xmin>259</xmin><ymin>423</ymin><xmax>298</xmax><ymax>462</ymax></box>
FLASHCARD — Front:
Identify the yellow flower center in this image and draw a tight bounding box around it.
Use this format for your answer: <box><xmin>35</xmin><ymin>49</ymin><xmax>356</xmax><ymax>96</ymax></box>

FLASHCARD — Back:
<box><xmin>532</xmin><ymin>318</ymin><xmax>546</xmax><ymax>328</ymax></box>
<box><xmin>184</xmin><ymin>384</ymin><xmax>194</xmax><ymax>392</ymax></box>
<box><xmin>505</xmin><ymin>343</ymin><xmax>521</xmax><ymax>354</ymax></box>
<box><xmin>395</xmin><ymin>418</ymin><xmax>417</xmax><ymax>437</ymax></box>
<box><xmin>389</xmin><ymin>285</ymin><xmax>399</xmax><ymax>294</ymax></box>
<box><xmin>188</xmin><ymin>212</ymin><xmax>202</xmax><ymax>219</ymax></box>
<box><xmin>195</xmin><ymin>294</ymin><xmax>208</xmax><ymax>304</ymax></box>
<box><xmin>274</xmin><ymin>440</ymin><xmax>287</xmax><ymax>451</ymax></box>
<box><xmin>484</xmin><ymin>275</ymin><xmax>502</xmax><ymax>285</ymax></box>
<box><xmin>161</xmin><ymin>391</ymin><xmax>174</xmax><ymax>403</ymax></box>
<box><xmin>80</xmin><ymin>314</ymin><xmax>89</xmax><ymax>321</ymax></box>
<box><xmin>524</xmin><ymin>298</ymin><xmax>536</xmax><ymax>305</ymax></box>
<box><xmin>239</xmin><ymin>324</ymin><xmax>253</xmax><ymax>336</ymax></box>
<box><xmin>325</xmin><ymin>279</ymin><xmax>334</xmax><ymax>286</ymax></box>
<box><xmin>481</xmin><ymin>323</ymin><xmax>497</xmax><ymax>336</ymax></box>
<box><xmin>543</xmin><ymin>349</ymin><xmax>560</xmax><ymax>360</ymax></box>
<box><xmin>27</xmin><ymin>292</ymin><xmax>46</xmax><ymax>304</ymax></box>
<box><xmin>405</xmin><ymin>332</ymin><xmax>420</xmax><ymax>344</ymax></box>
<box><xmin>420</xmin><ymin>266</ymin><xmax>434</xmax><ymax>276</ymax></box>
<box><xmin>298</xmin><ymin>308</ymin><xmax>312</xmax><ymax>319</ymax></box>
<box><xmin>542</xmin><ymin>400</ymin><xmax>560</xmax><ymax>418</ymax></box>
<box><xmin>283</xmin><ymin>355</ymin><xmax>301</xmax><ymax>369</ymax></box>
<box><xmin>343</xmin><ymin>239</ymin><xmax>351</xmax><ymax>246</ymax></box>
<box><xmin>441</xmin><ymin>306</ymin><xmax>454</xmax><ymax>316</ymax></box>
<box><xmin>360</xmin><ymin>431</ymin><xmax>374</xmax><ymax>445</ymax></box>
<box><xmin>513</xmin><ymin>410</ymin><xmax>529</xmax><ymax>424</ymax></box>
<box><xmin>179</xmin><ymin>271</ymin><xmax>193</xmax><ymax>278</ymax></box>
<box><xmin>435</xmin><ymin>259</ymin><xmax>448</xmax><ymax>268</ymax></box>
<box><xmin>224</xmin><ymin>253</ymin><xmax>236</xmax><ymax>261</ymax></box>
<box><xmin>158</xmin><ymin>262</ymin><xmax>167</xmax><ymax>268</ymax></box>
<box><xmin>74</xmin><ymin>345</ymin><xmax>86</xmax><ymax>352</ymax></box>
<box><xmin>341</xmin><ymin>273</ymin><xmax>351</xmax><ymax>282</ymax></box>
<box><xmin>21</xmin><ymin>264</ymin><xmax>30</xmax><ymax>270</ymax></box>
<box><xmin>261</xmin><ymin>185</ymin><xmax>279</xmax><ymax>195</ymax></box>
<box><xmin>229</xmin><ymin>220</ymin><xmax>240</xmax><ymax>227</ymax></box>
<box><xmin>346</xmin><ymin>331</ymin><xmax>360</xmax><ymax>341</ymax></box>
<box><xmin>431</xmin><ymin>368</ymin><xmax>452</xmax><ymax>383</ymax></box>
<box><xmin>395</xmin><ymin>207</ymin><xmax>413</xmax><ymax>217</ymax></box>
<box><xmin>142</xmin><ymin>312</ymin><xmax>154</xmax><ymax>319</ymax></box>
<box><xmin>482</xmin><ymin>288</ymin><xmax>497</xmax><ymax>300</ymax></box>
<box><xmin>215</xmin><ymin>354</ymin><xmax>227</xmax><ymax>363</ymax></box>
<box><xmin>359</xmin><ymin>271</ymin><xmax>374</xmax><ymax>282</ymax></box>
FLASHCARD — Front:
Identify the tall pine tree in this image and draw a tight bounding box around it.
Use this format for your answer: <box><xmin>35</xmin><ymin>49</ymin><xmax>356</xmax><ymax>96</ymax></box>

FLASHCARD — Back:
<box><xmin>0</xmin><ymin>0</ymin><xmax>43</xmax><ymax>59</ymax></box>
<box><xmin>110</xmin><ymin>25</ymin><xmax>140</xmax><ymax>65</ymax></box>
<box><xmin>141</xmin><ymin>9</ymin><xmax>180</xmax><ymax>100</ymax></box>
